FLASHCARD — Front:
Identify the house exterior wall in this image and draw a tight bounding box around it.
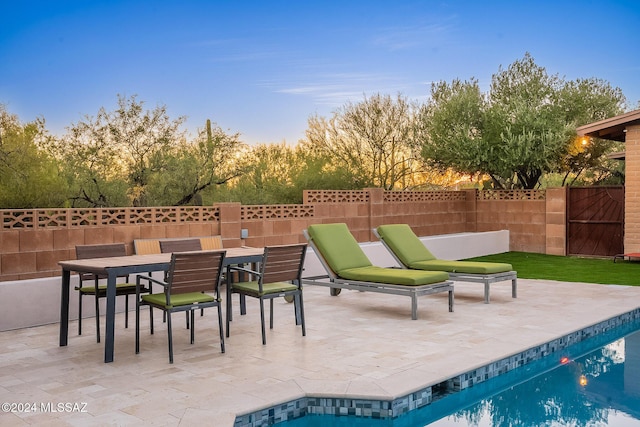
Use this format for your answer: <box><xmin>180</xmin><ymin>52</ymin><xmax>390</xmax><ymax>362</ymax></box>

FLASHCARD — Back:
<box><xmin>624</xmin><ymin>124</ymin><xmax>640</xmax><ymax>253</ymax></box>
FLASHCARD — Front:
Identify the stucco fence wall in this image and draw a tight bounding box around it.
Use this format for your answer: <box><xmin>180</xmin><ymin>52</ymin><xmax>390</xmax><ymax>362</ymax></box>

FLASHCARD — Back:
<box><xmin>0</xmin><ymin>188</ymin><xmax>566</xmax><ymax>283</ymax></box>
<box><xmin>0</xmin><ymin>188</ymin><xmax>568</xmax><ymax>331</ymax></box>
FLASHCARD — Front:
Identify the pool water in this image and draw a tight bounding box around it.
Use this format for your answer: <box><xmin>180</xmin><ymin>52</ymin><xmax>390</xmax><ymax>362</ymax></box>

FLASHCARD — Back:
<box><xmin>281</xmin><ymin>324</ymin><xmax>640</xmax><ymax>427</ymax></box>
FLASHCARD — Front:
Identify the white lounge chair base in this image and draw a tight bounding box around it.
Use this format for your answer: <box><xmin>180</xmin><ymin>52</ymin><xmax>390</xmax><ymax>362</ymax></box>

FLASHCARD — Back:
<box><xmin>302</xmin><ymin>274</ymin><xmax>454</xmax><ymax>320</ymax></box>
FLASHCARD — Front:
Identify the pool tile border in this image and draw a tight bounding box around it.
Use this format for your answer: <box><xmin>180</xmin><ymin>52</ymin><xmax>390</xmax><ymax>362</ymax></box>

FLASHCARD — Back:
<box><xmin>233</xmin><ymin>308</ymin><xmax>640</xmax><ymax>426</ymax></box>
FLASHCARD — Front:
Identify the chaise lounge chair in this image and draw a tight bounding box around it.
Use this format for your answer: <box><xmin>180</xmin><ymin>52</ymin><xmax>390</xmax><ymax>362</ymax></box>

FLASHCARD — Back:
<box><xmin>374</xmin><ymin>224</ymin><xmax>517</xmax><ymax>304</ymax></box>
<box><xmin>302</xmin><ymin>223</ymin><xmax>454</xmax><ymax>320</ymax></box>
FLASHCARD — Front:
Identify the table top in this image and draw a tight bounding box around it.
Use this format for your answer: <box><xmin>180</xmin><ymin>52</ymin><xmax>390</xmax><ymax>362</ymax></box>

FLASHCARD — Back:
<box><xmin>59</xmin><ymin>247</ymin><xmax>264</xmax><ymax>274</ymax></box>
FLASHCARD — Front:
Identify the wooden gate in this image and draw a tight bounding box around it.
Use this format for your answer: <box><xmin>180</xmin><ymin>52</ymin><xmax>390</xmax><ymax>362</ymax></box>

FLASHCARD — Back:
<box><xmin>567</xmin><ymin>186</ymin><xmax>624</xmax><ymax>256</ymax></box>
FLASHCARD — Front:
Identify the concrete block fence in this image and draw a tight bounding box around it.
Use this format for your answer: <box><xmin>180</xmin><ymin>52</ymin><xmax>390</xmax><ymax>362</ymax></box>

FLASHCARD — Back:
<box><xmin>0</xmin><ymin>188</ymin><xmax>566</xmax><ymax>283</ymax></box>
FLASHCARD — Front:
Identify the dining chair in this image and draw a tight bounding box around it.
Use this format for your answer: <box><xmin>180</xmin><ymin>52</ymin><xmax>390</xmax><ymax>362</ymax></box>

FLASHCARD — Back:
<box><xmin>159</xmin><ymin>239</ymin><xmax>202</xmax><ymax>253</ymax></box>
<box><xmin>227</xmin><ymin>244</ymin><xmax>307</xmax><ymax>345</ymax></box>
<box><xmin>159</xmin><ymin>239</ymin><xmax>204</xmax><ymax>327</ymax></box>
<box><xmin>135</xmin><ymin>250</ymin><xmax>226</xmax><ymax>363</ymax></box>
<box><xmin>75</xmin><ymin>243</ymin><xmax>150</xmax><ymax>343</ymax></box>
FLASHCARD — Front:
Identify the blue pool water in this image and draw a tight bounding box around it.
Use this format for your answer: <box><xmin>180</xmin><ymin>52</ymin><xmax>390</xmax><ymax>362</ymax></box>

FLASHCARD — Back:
<box><xmin>280</xmin><ymin>323</ymin><xmax>640</xmax><ymax>427</ymax></box>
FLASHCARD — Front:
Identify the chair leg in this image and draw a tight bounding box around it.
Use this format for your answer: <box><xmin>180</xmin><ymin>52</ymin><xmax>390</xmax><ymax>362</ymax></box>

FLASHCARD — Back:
<box><xmin>135</xmin><ymin>300</ymin><xmax>140</xmax><ymax>354</ymax></box>
<box><xmin>226</xmin><ymin>283</ymin><xmax>232</xmax><ymax>338</ymax></box>
<box><xmin>259</xmin><ymin>299</ymin><xmax>267</xmax><ymax>345</ymax></box>
<box><xmin>167</xmin><ymin>312</ymin><xmax>174</xmax><ymax>364</ymax></box>
<box><xmin>190</xmin><ymin>310</ymin><xmax>195</xmax><ymax>344</ymax></box>
<box><xmin>240</xmin><ymin>294</ymin><xmax>247</xmax><ymax>315</ymax></box>
<box><xmin>78</xmin><ymin>293</ymin><xmax>83</xmax><ymax>335</ymax></box>
<box><xmin>124</xmin><ymin>294</ymin><xmax>129</xmax><ymax>328</ymax></box>
<box><xmin>150</xmin><ymin>306</ymin><xmax>155</xmax><ymax>335</ymax></box>
<box><xmin>95</xmin><ymin>293</ymin><xmax>101</xmax><ymax>343</ymax></box>
<box><xmin>294</xmin><ymin>294</ymin><xmax>301</xmax><ymax>325</ymax></box>
<box><xmin>269</xmin><ymin>298</ymin><xmax>274</xmax><ymax>329</ymax></box>
<box><xmin>217</xmin><ymin>305</ymin><xmax>225</xmax><ymax>353</ymax></box>
<box><xmin>297</xmin><ymin>292</ymin><xmax>306</xmax><ymax>337</ymax></box>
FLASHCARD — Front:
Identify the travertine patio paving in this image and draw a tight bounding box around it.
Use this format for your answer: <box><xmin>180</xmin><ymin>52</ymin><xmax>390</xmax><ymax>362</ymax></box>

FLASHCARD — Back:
<box><xmin>1</xmin><ymin>279</ymin><xmax>640</xmax><ymax>426</ymax></box>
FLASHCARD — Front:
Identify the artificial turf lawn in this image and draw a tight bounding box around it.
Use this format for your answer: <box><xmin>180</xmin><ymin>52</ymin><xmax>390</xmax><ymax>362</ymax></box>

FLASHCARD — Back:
<box><xmin>465</xmin><ymin>251</ymin><xmax>640</xmax><ymax>286</ymax></box>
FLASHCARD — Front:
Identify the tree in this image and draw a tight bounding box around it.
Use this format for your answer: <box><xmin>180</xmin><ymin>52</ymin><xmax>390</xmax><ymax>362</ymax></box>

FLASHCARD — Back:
<box><xmin>417</xmin><ymin>78</ymin><xmax>487</xmax><ymax>182</ymax></box>
<box><xmin>420</xmin><ymin>53</ymin><xmax>626</xmax><ymax>189</ymax></box>
<box><xmin>289</xmin><ymin>140</ymin><xmax>366</xmax><ymax>193</ymax></box>
<box><xmin>0</xmin><ymin>105</ymin><xmax>68</xmax><ymax>208</ymax></box>
<box><xmin>145</xmin><ymin>119</ymin><xmax>247</xmax><ymax>206</ymax></box>
<box><xmin>556</xmin><ymin>78</ymin><xmax>626</xmax><ymax>185</ymax></box>
<box><xmin>56</xmin><ymin>95</ymin><xmax>187</xmax><ymax>207</ymax></box>
<box><xmin>305</xmin><ymin>93</ymin><xmax>435</xmax><ymax>190</ymax></box>
<box><xmin>220</xmin><ymin>142</ymin><xmax>306</xmax><ymax>204</ymax></box>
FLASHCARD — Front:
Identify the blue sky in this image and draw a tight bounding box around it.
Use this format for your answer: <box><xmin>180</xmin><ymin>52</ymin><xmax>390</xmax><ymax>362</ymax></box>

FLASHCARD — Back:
<box><xmin>2</xmin><ymin>0</ymin><xmax>639</xmax><ymax>145</ymax></box>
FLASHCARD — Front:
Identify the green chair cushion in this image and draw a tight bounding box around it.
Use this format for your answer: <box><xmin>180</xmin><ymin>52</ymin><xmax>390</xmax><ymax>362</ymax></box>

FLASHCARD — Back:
<box><xmin>339</xmin><ymin>266</ymin><xmax>449</xmax><ymax>286</ymax></box>
<box><xmin>78</xmin><ymin>282</ymin><xmax>137</xmax><ymax>293</ymax></box>
<box><xmin>410</xmin><ymin>259</ymin><xmax>512</xmax><ymax>274</ymax></box>
<box><xmin>233</xmin><ymin>281</ymin><xmax>299</xmax><ymax>296</ymax></box>
<box><xmin>377</xmin><ymin>224</ymin><xmax>512</xmax><ymax>274</ymax></box>
<box><xmin>141</xmin><ymin>292</ymin><xmax>215</xmax><ymax>308</ymax></box>
<box><xmin>376</xmin><ymin>224</ymin><xmax>436</xmax><ymax>265</ymax></box>
<box><xmin>307</xmin><ymin>223</ymin><xmax>372</xmax><ymax>273</ymax></box>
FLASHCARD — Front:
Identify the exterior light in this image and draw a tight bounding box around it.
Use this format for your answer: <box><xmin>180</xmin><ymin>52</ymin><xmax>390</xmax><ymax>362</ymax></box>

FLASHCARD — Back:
<box><xmin>579</xmin><ymin>375</ymin><xmax>588</xmax><ymax>386</ymax></box>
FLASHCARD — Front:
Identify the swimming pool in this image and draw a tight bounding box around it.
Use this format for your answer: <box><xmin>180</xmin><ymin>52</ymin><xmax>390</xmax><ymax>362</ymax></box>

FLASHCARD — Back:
<box><xmin>276</xmin><ymin>319</ymin><xmax>640</xmax><ymax>426</ymax></box>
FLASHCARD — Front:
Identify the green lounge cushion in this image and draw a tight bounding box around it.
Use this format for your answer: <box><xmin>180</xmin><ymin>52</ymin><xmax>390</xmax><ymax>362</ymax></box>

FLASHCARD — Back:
<box><xmin>141</xmin><ymin>292</ymin><xmax>215</xmax><ymax>308</ymax></box>
<box><xmin>339</xmin><ymin>266</ymin><xmax>448</xmax><ymax>286</ymax></box>
<box><xmin>233</xmin><ymin>281</ymin><xmax>299</xmax><ymax>296</ymax></box>
<box><xmin>376</xmin><ymin>224</ymin><xmax>437</xmax><ymax>264</ymax></box>
<box><xmin>308</xmin><ymin>223</ymin><xmax>449</xmax><ymax>285</ymax></box>
<box><xmin>377</xmin><ymin>224</ymin><xmax>512</xmax><ymax>274</ymax></box>
<box><xmin>307</xmin><ymin>223</ymin><xmax>372</xmax><ymax>273</ymax></box>
<box><xmin>410</xmin><ymin>259</ymin><xmax>512</xmax><ymax>274</ymax></box>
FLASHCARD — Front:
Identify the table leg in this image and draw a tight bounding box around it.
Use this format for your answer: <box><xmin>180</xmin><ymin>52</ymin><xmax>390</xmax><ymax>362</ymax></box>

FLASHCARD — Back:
<box><xmin>226</xmin><ymin>266</ymin><xmax>232</xmax><ymax>337</ymax></box>
<box><xmin>104</xmin><ymin>270</ymin><xmax>117</xmax><ymax>363</ymax></box>
<box><xmin>59</xmin><ymin>269</ymin><xmax>71</xmax><ymax>346</ymax></box>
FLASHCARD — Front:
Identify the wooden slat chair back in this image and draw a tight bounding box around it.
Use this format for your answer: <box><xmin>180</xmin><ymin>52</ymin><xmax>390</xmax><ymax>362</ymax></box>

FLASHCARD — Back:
<box><xmin>135</xmin><ymin>250</ymin><xmax>227</xmax><ymax>363</ymax></box>
<box><xmin>167</xmin><ymin>251</ymin><xmax>223</xmax><ymax>295</ymax></box>
<box><xmin>200</xmin><ymin>236</ymin><xmax>223</xmax><ymax>250</ymax></box>
<box><xmin>134</xmin><ymin>239</ymin><xmax>161</xmax><ymax>255</ymax></box>
<box><xmin>134</xmin><ymin>236</ymin><xmax>222</xmax><ymax>255</ymax></box>
<box><xmin>158</xmin><ymin>239</ymin><xmax>203</xmax><ymax>327</ymax></box>
<box><xmin>75</xmin><ymin>243</ymin><xmax>148</xmax><ymax>342</ymax></box>
<box><xmin>262</xmin><ymin>244</ymin><xmax>307</xmax><ymax>285</ymax></box>
<box><xmin>227</xmin><ymin>243</ymin><xmax>307</xmax><ymax>345</ymax></box>
<box><xmin>159</xmin><ymin>239</ymin><xmax>202</xmax><ymax>253</ymax></box>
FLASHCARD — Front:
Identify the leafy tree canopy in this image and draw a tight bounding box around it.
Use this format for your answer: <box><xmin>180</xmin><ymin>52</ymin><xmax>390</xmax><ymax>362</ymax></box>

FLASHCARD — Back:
<box><xmin>305</xmin><ymin>93</ymin><xmax>457</xmax><ymax>190</ymax></box>
<box><xmin>50</xmin><ymin>95</ymin><xmax>245</xmax><ymax>207</ymax></box>
<box><xmin>0</xmin><ymin>104</ymin><xmax>68</xmax><ymax>208</ymax></box>
<box><xmin>420</xmin><ymin>53</ymin><xmax>627</xmax><ymax>189</ymax></box>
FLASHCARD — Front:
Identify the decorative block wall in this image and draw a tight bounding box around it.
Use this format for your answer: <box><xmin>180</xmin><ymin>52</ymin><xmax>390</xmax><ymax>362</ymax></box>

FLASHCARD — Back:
<box><xmin>0</xmin><ymin>189</ymin><xmax>558</xmax><ymax>281</ymax></box>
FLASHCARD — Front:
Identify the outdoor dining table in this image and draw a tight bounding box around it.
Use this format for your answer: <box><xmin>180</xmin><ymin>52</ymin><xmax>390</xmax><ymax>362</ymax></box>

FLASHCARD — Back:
<box><xmin>59</xmin><ymin>246</ymin><xmax>264</xmax><ymax>363</ymax></box>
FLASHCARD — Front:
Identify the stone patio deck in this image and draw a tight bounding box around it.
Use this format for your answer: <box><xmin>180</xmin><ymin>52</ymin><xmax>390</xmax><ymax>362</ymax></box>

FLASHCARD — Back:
<box><xmin>2</xmin><ymin>279</ymin><xmax>640</xmax><ymax>426</ymax></box>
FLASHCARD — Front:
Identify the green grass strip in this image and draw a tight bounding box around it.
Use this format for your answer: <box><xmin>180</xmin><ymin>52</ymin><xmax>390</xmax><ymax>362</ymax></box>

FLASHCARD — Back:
<box><xmin>465</xmin><ymin>252</ymin><xmax>640</xmax><ymax>286</ymax></box>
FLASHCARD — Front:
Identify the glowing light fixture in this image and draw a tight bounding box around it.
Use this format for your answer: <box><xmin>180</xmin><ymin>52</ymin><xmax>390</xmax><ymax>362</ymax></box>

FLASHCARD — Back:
<box><xmin>579</xmin><ymin>375</ymin><xmax>588</xmax><ymax>386</ymax></box>
<box><xmin>560</xmin><ymin>357</ymin><xmax>570</xmax><ymax>364</ymax></box>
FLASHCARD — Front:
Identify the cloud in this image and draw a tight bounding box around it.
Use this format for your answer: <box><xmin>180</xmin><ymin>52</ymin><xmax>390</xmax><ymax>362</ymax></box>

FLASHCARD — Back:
<box><xmin>371</xmin><ymin>21</ymin><xmax>455</xmax><ymax>51</ymax></box>
<box><xmin>265</xmin><ymin>72</ymin><xmax>420</xmax><ymax>107</ymax></box>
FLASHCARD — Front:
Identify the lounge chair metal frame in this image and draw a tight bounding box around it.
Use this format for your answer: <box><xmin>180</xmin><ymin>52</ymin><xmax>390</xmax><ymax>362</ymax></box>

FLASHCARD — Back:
<box><xmin>372</xmin><ymin>228</ymin><xmax>517</xmax><ymax>304</ymax></box>
<box><xmin>302</xmin><ymin>230</ymin><xmax>454</xmax><ymax>320</ymax></box>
